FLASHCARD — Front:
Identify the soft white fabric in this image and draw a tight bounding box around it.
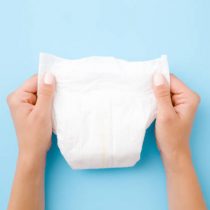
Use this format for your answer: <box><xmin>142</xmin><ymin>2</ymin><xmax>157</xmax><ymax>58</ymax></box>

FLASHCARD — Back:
<box><xmin>38</xmin><ymin>53</ymin><xmax>170</xmax><ymax>169</ymax></box>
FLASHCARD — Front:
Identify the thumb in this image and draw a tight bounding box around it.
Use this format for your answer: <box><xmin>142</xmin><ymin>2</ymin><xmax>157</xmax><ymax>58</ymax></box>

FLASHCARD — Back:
<box><xmin>153</xmin><ymin>72</ymin><xmax>174</xmax><ymax>117</ymax></box>
<box><xmin>36</xmin><ymin>72</ymin><xmax>55</xmax><ymax>113</ymax></box>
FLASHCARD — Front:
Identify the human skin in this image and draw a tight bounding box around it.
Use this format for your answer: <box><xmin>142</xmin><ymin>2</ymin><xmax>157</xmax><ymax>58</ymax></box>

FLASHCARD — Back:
<box><xmin>153</xmin><ymin>73</ymin><xmax>207</xmax><ymax>210</ymax></box>
<box><xmin>7</xmin><ymin>72</ymin><xmax>206</xmax><ymax>210</ymax></box>
<box><xmin>7</xmin><ymin>73</ymin><xmax>55</xmax><ymax>210</ymax></box>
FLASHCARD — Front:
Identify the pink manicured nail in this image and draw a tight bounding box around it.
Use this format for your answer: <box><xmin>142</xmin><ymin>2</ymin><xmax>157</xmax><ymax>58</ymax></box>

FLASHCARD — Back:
<box><xmin>44</xmin><ymin>72</ymin><xmax>54</xmax><ymax>84</ymax></box>
<box><xmin>153</xmin><ymin>72</ymin><xmax>165</xmax><ymax>86</ymax></box>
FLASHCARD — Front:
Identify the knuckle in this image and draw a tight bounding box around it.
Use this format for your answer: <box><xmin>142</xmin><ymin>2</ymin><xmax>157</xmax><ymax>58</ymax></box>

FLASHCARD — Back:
<box><xmin>190</xmin><ymin>91</ymin><xmax>201</xmax><ymax>107</ymax></box>
<box><xmin>7</xmin><ymin>92</ymin><xmax>16</xmax><ymax>106</ymax></box>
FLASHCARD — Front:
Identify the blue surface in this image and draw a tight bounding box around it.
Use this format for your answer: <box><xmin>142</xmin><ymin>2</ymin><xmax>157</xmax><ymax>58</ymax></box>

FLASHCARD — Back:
<box><xmin>1</xmin><ymin>0</ymin><xmax>210</xmax><ymax>209</ymax></box>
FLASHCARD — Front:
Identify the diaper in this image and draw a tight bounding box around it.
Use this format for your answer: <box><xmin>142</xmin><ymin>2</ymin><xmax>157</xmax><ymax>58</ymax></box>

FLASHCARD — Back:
<box><xmin>38</xmin><ymin>53</ymin><xmax>170</xmax><ymax>169</ymax></box>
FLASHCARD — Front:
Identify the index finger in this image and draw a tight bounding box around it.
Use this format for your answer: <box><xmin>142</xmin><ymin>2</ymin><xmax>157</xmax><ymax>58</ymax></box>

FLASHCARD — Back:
<box><xmin>20</xmin><ymin>74</ymin><xmax>38</xmax><ymax>94</ymax></box>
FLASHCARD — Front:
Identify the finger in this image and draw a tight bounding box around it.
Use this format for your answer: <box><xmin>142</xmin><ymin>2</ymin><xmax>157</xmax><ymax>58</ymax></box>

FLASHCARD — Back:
<box><xmin>170</xmin><ymin>74</ymin><xmax>191</xmax><ymax>94</ymax></box>
<box><xmin>35</xmin><ymin>72</ymin><xmax>55</xmax><ymax>113</ymax></box>
<box><xmin>170</xmin><ymin>74</ymin><xmax>200</xmax><ymax>117</ymax></box>
<box><xmin>153</xmin><ymin>72</ymin><xmax>175</xmax><ymax>117</ymax></box>
<box><xmin>21</xmin><ymin>92</ymin><xmax>37</xmax><ymax>105</ymax></box>
<box><xmin>20</xmin><ymin>74</ymin><xmax>38</xmax><ymax>94</ymax></box>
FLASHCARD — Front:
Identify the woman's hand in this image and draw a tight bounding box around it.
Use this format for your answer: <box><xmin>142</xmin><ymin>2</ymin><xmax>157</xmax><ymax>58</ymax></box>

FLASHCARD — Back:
<box><xmin>7</xmin><ymin>73</ymin><xmax>55</xmax><ymax>159</ymax></box>
<box><xmin>153</xmin><ymin>73</ymin><xmax>206</xmax><ymax>210</ymax></box>
<box><xmin>7</xmin><ymin>73</ymin><xmax>55</xmax><ymax>210</ymax></box>
<box><xmin>153</xmin><ymin>73</ymin><xmax>200</xmax><ymax>168</ymax></box>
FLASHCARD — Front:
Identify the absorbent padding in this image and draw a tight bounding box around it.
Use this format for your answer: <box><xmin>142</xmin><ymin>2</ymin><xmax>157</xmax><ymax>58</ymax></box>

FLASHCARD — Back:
<box><xmin>38</xmin><ymin>53</ymin><xmax>170</xmax><ymax>169</ymax></box>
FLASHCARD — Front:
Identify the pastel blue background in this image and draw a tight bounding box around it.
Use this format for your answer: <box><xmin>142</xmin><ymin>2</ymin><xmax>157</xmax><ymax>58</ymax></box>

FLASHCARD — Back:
<box><xmin>1</xmin><ymin>0</ymin><xmax>210</xmax><ymax>209</ymax></box>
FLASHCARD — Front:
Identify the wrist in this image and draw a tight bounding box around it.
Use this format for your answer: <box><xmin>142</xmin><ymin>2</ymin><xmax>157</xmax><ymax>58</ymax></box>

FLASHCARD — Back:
<box><xmin>17</xmin><ymin>151</ymin><xmax>47</xmax><ymax>173</ymax></box>
<box><xmin>161</xmin><ymin>146</ymin><xmax>192</xmax><ymax>174</ymax></box>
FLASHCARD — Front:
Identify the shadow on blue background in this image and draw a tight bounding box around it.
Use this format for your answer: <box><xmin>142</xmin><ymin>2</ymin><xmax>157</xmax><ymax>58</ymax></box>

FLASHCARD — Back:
<box><xmin>1</xmin><ymin>0</ymin><xmax>209</xmax><ymax>209</ymax></box>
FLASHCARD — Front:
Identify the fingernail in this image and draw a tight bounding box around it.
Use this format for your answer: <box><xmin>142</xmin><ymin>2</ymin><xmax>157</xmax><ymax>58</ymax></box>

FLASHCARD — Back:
<box><xmin>153</xmin><ymin>72</ymin><xmax>165</xmax><ymax>86</ymax></box>
<box><xmin>44</xmin><ymin>72</ymin><xmax>54</xmax><ymax>85</ymax></box>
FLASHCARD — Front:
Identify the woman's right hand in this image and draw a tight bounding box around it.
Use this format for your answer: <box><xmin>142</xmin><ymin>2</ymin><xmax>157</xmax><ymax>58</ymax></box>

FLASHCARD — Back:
<box><xmin>153</xmin><ymin>73</ymin><xmax>200</xmax><ymax>168</ymax></box>
<box><xmin>152</xmin><ymin>73</ymin><xmax>206</xmax><ymax>210</ymax></box>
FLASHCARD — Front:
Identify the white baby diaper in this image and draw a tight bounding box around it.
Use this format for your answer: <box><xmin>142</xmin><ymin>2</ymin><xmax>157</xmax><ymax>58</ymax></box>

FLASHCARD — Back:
<box><xmin>38</xmin><ymin>53</ymin><xmax>170</xmax><ymax>169</ymax></box>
